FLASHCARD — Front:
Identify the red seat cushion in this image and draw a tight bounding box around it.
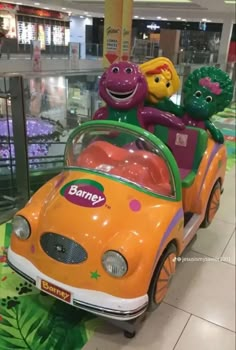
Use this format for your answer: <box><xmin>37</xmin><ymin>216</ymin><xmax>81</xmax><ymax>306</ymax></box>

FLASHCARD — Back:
<box><xmin>77</xmin><ymin>141</ymin><xmax>172</xmax><ymax>196</ymax></box>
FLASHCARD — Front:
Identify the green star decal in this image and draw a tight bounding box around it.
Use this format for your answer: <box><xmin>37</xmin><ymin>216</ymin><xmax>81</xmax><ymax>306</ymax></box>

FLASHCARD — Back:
<box><xmin>90</xmin><ymin>270</ymin><xmax>101</xmax><ymax>280</ymax></box>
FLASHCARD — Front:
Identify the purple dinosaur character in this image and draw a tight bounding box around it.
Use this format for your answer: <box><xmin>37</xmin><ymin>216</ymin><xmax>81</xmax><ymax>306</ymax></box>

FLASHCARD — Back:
<box><xmin>93</xmin><ymin>61</ymin><xmax>185</xmax><ymax>132</ymax></box>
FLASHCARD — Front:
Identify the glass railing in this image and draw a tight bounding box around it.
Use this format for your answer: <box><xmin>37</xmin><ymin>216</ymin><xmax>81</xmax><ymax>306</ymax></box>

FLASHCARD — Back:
<box><xmin>0</xmin><ymin>70</ymin><xmax>104</xmax><ymax>223</ymax></box>
<box><xmin>0</xmin><ymin>43</ymin><xmax>103</xmax><ymax>61</ymax></box>
<box><xmin>0</xmin><ymin>76</ymin><xmax>18</xmax><ymax>220</ymax></box>
<box><xmin>1</xmin><ymin>40</ymin><xmax>235</xmax><ymax>67</ymax></box>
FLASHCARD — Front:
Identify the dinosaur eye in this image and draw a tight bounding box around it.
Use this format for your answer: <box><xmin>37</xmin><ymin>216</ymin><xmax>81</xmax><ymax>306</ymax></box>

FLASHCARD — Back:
<box><xmin>125</xmin><ymin>67</ymin><xmax>133</xmax><ymax>74</ymax></box>
<box><xmin>112</xmin><ymin>67</ymin><xmax>119</xmax><ymax>73</ymax></box>
<box><xmin>166</xmin><ymin>82</ymin><xmax>171</xmax><ymax>88</ymax></box>
<box><xmin>195</xmin><ymin>90</ymin><xmax>202</xmax><ymax>97</ymax></box>
<box><xmin>155</xmin><ymin>77</ymin><xmax>160</xmax><ymax>83</ymax></box>
<box><xmin>206</xmin><ymin>96</ymin><xmax>213</xmax><ymax>103</ymax></box>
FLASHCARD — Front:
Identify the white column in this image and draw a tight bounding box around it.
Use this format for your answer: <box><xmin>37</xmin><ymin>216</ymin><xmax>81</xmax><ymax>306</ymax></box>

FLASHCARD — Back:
<box><xmin>70</xmin><ymin>17</ymin><xmax>92</xmax><ymax>59</ymax></box>
<box><xmin>218</xmin><ymin>18</ymin><xmax>233</xmax><ymax>70</ymax></box>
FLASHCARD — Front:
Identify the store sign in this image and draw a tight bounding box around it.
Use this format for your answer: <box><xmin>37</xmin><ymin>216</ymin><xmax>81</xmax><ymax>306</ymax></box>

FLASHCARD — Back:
<box><xmin>17</xmin><ymin>6</ymin><xmax>69</xmax><ymax>20</ymax></box>
<box><xmin>120</xmin><ymin>0</ymin><xmax>133</xmax><ymax>61</ymax></box>
<box><xmin>106</xmin><ymin>26</ymin><xmax>120</xmax><ymax>35</ymax></box>
<box><xmin>0</xmin><ymin>3</ymin><xmax>15</xmax><ymax>11</ymax></box>
<box><xmin>147</xmin><ymin>23</ymin><xmax>160</xmax><ymax>31</ymax></box>
<box><xmin>123</xmin><ymin>29</ymin><xmax>130</xmax><ymax>36</ymax></box>
<box><xmin>0</xmin><ymin>2</ymin><xmax>69</xmax><ymax>20</ymax></box>
<box><xmin>103</xmin><ymin>0</ymin><xmax>133</xmax><ymax>66</ymax></box>
<box><xmin>103</xmin><ymin>0</ymin><xmax>123</xmax><ymax>67</ymax></box>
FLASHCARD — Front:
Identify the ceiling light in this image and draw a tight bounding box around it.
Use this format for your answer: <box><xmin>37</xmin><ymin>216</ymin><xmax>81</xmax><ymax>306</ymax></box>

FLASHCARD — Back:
<box><xmin>62</xmin><ymin>8</ymin><xmax>67</xmax><ymax>10</ymax></box>
<box><xmin>225</xmin><ymin>1</ymin><xmax>236</xmax><ymax>4</ymax></box>
<box><xmin>176</xmin><ymin>17</ymin><xmax>181</xmax><ymax>20</ymax></box>
<box><xmin>16</xmin><ymin>2</ymin><xmax>22</xmax><ymax>4</ymax></box>
<box><xmin>182</xmin><ymin>18</ymin><xmax>187</xmax><ymax>21</ymax></box>
<box><xmin>157</xmin><ymin>16</ymin><xmax>162</xmax><ymax>19</ymax></box>
<box><xmin>202</xmin><ymin>18</ymin><xmax>207</xmax><ymax>21</ymax></box>
<box><xmin>44</xmin><ymin>7</ymin><xmax>49</xmax><ymax>10</ymax></box>
<box><xmin>34</xmin><ymin>2</ymin><xmax>40</xmax><ymax>5</ymax></box>
<box><xmin>141</xmin><ymin>17</ymin><xmax>145</xmax><ymax>19</ymax></box>
<box><xmin>134</xmin><ymin>15</ymin><xmax>139</xmax><ymax>18</ymax></box>
<box><xmin>80</xmin><ymin>15</ymin><xmax>84</xmax><ymax>18</ymax></box>
<box><xmin>162</xmin><ymin>18</ymin><xmax>168</xmax><ymax>20</ymax></box>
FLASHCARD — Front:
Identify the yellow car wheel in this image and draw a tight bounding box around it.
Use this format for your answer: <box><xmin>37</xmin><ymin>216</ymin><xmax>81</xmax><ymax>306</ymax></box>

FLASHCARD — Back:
<box><xmin>148</xmin><ymin>244</ymin><xmax>177</xmax><ymax>311</ymax></box>
<box><xmin>201</xmin><ymin>181</ymin><xmax>221</xmax><ymax>228</ymax></box>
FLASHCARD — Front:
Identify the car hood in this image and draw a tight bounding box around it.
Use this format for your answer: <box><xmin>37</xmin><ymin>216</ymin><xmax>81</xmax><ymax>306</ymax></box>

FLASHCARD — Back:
<box><xmin>31</xmin><ymin>170</ymin><xmax>162</xmax><ymax>246</ymax></box>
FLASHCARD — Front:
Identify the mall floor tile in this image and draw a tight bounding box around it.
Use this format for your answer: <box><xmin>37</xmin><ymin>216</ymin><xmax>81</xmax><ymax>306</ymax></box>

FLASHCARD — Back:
<box><xmin>174</xmin><ymin>316</ymin><xmax>235</xmax><ymax>350</ymax></box>
<box><xmin>191</xmin><ymin>218</ymin><xmax>235</xmax><ymax>258</ymax></box>
<box><xmin>84</xmin><ymin>171</ymin><xmax>236</xmax><ymax>349</ymax></box>
<box><xmin>165</xmin><ymin>249</ymin><xmax>235</xmax><ymax>331</ymax></box>
<box><xmin>83</xmin><ymin>303</ymin><xmax>191</xmax><ymax>350</ymax></box>
<box><xmin>224</xmin><ymin>232</ymin><xmax>236</xmax><ymax>266</ymax></box>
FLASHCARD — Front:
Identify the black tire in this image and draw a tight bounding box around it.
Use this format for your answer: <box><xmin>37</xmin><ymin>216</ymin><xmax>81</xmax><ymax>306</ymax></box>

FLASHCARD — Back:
<box><xmin>148</xmin><ymin>244</ymin><xmax>177</xmax><ymax>311</ymax></box>
<box><xmin>124</xmin><ymin>331</ymin><xmax>136</xmax><ymax>339</ymax></box>
<box><xmin>200</xmin><ymin>181</ymin><xmax>221</xmax><ymax>228</ymax></box>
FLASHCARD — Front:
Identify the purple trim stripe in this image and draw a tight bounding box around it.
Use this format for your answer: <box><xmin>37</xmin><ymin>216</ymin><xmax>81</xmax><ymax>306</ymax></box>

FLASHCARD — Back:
<box><xmin>155</xmin><ymin>208</ymin><xmax>184</xmax><ymax>263</ymax></box>
<box><xmin>198</xmin><ymin>143</ymin><xmax>222</xmax><ymax>198</ymax></box>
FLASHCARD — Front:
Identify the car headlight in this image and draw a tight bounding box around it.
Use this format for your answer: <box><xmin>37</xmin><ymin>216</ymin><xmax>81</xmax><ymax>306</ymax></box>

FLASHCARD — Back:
<box><xmin>12</xmin><ymin>216</ymin><xmax>31</xmax><ymax>240</ymax></box>
<box><xmin>102</xmin><ymin>250</ymin><xmax>128</xmax><ymax>277</ymax></box>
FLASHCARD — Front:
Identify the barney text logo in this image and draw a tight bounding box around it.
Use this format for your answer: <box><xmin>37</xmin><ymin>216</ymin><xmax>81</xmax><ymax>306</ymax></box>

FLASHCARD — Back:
<box><xmin>60</xmin><ymin>179</ymin><xmax>106</xmax><ymax>208</ymax></box>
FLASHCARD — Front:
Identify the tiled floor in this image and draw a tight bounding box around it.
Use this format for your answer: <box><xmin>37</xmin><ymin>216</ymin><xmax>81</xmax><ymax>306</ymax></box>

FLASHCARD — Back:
<box><xmin>83</xmin><ymin>167</ymin><xmax>236</xmax><ymax>350</ymax></box>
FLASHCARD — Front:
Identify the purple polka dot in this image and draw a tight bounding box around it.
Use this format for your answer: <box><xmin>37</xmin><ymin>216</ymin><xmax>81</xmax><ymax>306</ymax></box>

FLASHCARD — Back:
<box><xmin>129</xmin><ymin>199</ymin><xmax>141</xmax><ymax>212</ymax></box>
<box><xmin>31</xmin><ymin>245</ymin><xmax>35</xmax><ymax>254</ymax></box>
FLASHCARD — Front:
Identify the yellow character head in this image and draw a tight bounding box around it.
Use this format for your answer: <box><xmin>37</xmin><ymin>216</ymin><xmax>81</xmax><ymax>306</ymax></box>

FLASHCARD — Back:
<box><xmin>140</xmin><ymin>57</ymin><xmax>180</xmax><ymax>104</ymax></box>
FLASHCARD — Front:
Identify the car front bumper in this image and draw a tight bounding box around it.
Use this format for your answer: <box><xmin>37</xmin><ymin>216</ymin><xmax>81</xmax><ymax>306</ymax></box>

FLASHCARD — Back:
<box><xmin>7</xmin><ymin>247</ymin><xmax>148</xmax><ymax>321</ymax></box>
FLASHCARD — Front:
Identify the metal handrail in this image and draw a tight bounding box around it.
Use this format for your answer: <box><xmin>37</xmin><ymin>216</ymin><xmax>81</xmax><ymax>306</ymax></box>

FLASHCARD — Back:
<box><xmin>0</xmin><ymin>92</ymin><xmax>11</xmax><ymax>99</ymax></box>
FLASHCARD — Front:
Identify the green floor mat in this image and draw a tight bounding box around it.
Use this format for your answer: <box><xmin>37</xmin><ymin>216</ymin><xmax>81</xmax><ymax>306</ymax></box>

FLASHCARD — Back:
<box><xmin>0</xmin><ymin>223</ymin><xmax>100</xmax><ymax>350</ymax></box>
<box><xmin>212</xmin><ymin>102</ymin><xmax>236</xmax><ymax>171</ymax></box>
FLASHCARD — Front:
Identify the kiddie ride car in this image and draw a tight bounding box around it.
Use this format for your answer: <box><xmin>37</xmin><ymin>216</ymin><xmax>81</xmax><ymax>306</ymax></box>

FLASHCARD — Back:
<box><xmin>7</xmin><ymin>62</ymin><xmax>229</xmax><ymax>339</ymax></box>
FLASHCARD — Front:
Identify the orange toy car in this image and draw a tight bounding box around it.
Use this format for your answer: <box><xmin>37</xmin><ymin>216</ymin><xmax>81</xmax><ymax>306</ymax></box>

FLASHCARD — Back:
<box><xmin>7</xmin><ymin>120</ymin><xmax>226</xmax><ymax>328</ymax></box>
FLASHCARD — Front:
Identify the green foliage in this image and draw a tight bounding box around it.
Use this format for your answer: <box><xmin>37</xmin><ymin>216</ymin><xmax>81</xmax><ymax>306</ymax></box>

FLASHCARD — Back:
<box><xmin>0</xmin><ymin>293</ymin><xmax>99</xmax><ymax>350</ymax></box>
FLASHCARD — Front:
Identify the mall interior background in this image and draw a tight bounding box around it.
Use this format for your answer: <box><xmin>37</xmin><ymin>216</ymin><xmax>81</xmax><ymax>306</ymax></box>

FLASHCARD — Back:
<box><xmin>0</xmin><ymin>2</ymin><xmax>236</xmax><ymax>61</ymax></box>
<box><xmin>0</xmin><ymin>0</ymin><xmax>236</xmax><ymax>222</ymax></box>
<box><xmin>0</xmin><ymin>1</ymin><xmax>235</xmax><ymax>350</ymax></box>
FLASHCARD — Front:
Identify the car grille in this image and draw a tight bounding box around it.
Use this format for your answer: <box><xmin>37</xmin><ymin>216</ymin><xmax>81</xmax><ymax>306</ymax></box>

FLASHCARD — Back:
<box><xmin>40</xmin><ymin>232</ymin><xmax>88</xmax><ymax>264</ymax></box>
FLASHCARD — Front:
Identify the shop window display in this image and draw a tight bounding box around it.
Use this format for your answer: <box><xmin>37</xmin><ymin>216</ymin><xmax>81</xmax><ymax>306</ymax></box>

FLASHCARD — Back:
<box><xmin>180</xmin><ymin>30</ymin><xmax>221</xmax><ymax>64</ymax></box>
<box><xmin>0</xmin><ymin>3</ymin><xmax>70</xmax><ymax>54</ymax></box>
<box><xmin>17</xmin><ymin>20</ymin><xmax>37</xmax><ymax>45</ymax></box>
<box><xmin>0</xmin><ymin>12</ymin><xmax>16</xmax><ymax>39</ymax></box>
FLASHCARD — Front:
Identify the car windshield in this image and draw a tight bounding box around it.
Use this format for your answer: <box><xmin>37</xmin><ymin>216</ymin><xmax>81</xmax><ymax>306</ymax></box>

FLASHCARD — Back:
<box><xmin>65</xmin><ymin>125</ymin><xmax>175</xmax><ymax>198</ymax></box>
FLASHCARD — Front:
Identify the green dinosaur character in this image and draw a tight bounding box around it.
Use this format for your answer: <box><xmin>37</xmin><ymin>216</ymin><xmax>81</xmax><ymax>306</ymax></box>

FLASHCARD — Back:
<box><xmin>179</xmin><ymin>66</ymin><xmax>233</xmax><ymax>144</ymax></box>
